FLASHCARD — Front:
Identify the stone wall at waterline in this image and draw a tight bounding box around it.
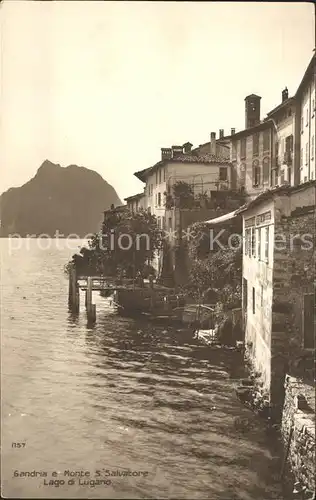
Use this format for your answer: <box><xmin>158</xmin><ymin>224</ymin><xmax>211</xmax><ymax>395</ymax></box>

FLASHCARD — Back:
<box><xmin>281</xmin><ymin>375</ymin><xmax>315</xmax><ymax>494</ymax></box>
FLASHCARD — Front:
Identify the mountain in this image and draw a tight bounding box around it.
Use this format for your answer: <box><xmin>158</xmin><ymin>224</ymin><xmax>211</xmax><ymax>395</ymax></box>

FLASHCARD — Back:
<box><xmin>0</xmin><ymin>160</ymin><xmax>122</xmax><ymax>237</ymax></box>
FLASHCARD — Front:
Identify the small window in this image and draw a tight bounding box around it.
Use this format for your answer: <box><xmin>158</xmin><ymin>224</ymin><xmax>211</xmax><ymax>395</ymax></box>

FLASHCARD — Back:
<box><xmin>263</xmin><ymin>130</ymin><xmax>270</xmax><ymax>151</ymax></box>
<box><xmin>301</xmin><ymin>116</ymin><xmax>304</xmax><ymax>131</ymax></box>
<box><xmin>159</xmin><ymin>169</ymin><xmax>162</xmax><ymax>184</ymax></box>
<box><xmin>303</xmin><ymin>293</ymin><xmax>315</xmax><ymax>349</ymax></box>
<box><xmin>252</xmin><ymin>287</ymin><xmax>256</xmax><ymax>314</ymax></box>
<box><xmin>240</xmin><ymin>138</ymin><xmax>246</xmax><ymax>159</ymax></box>
<box><xmin>311</xmin><ymin>136</ymin><xmax>315</xmax><ymax>160</ymax></box>
<box><xmin>157</xmin><ymin>192</ymin><xmax>161</xmax><ymax>206</ymax></box>
<box><xmin>257</xmin><ymin>227</ymin><xmax>261</xmax><ymax>260</ymax></box>
<box><xmin>253</xmin><ymin>133</ymin><xmax>259</xmax><ymax>156</ymax></box>
<box><xmin>306</xmin><ymin>108</ymin><xmax>309</xmax><ymax>126</ymax></box>
<box><xmin>219</xmin><ymin>167</ymin><xmax>228</xmax><ymax>181</ymax></box>
<box><xmin>263</xmin><ymin>157</ymin><xmax>270</xmax><ymax>182</ymax></box>
<box><xmin>232</xmin><ymin>142</ymin><xmax>237</xmax><ymax>159</ymax></box>
<box><xmin>305</xmin><ymin>142</ymin><xmax>309</xmax><ymax>165</ymax></box>
<box><xmin>280</xmin><ymin>170</ymin><xmax>285</xmax><ymax>184</ymax></box>
<box><xmin>251</xmin><ymin>227</ymin><xmax>256</xmax><ymax>257</ymax></box>
<box><xmin>252</xmin><ymin>160</ymin><xmax>260</xmax><ymax>186</ymax></box>
<box><xmin>285</xmin><ymin>135</ymin><xmax>293</xmax><ymax>152</ymax></box>
<box><xmin>265</xmin><ymin>226</ymin><xmax>269</xmax><ymax>263</ymax></box>
<box><xmin>163</xmin><ymin>168</ymin><xmax>166</xmax><ymax>182</ymax></box>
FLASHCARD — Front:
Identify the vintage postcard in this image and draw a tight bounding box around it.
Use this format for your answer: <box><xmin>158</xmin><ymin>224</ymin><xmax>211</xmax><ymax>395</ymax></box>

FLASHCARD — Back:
<box><xmin>1</xmin><ymin>1</ymin><xmax>315</xmax><ymax>499</ymax></box>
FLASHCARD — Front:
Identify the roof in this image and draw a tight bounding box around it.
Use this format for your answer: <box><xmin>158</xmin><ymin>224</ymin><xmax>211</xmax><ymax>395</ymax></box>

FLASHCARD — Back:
<box><xmin>236</xmin><ymin>180</ymin><xmax>316</xmax><ymax>215</ymax></box>
<box><xmin>191</xmin><ymin>141</ymin><xmax>229</xmax><ymax>154</ymax></box>
<box><xmin>295</xmin><ymin>53</ymin><xmax>315</xmax><ymax>97</ymax></box>
<box><xmin>134</xmin><ymin>153</ymin><xmax>232</xmax><ymax>182</ymax></box>
<box><xmin>220</xmin><ymin>119</ymin><xmax>274</xmax><ymax>141</ymax></box>
<box><xmin>266</xmin><ymin>96</ymin><xmax>295</xmax><ymax>117</ymax></box>
<box><xmin>124</xmin><ymin>192</ymin><xmax>145</xmax><ymax>202</ymax></box>
<box><xmin>204</xmin><ymin>210</ymin><xmax>238</xmax><ymax>225</ymax></box>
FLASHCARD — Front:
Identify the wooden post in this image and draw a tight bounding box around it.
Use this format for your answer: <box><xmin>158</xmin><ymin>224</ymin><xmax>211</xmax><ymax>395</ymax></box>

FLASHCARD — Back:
<box><xmin>86</xmin><ymin>277</ymin><xmax>96</xmax><ymax>324</ymax></box>
<box><xmin>69</xmin><ymin>264</ymin><xmax>79</xmax><ymax>312</ymax></box>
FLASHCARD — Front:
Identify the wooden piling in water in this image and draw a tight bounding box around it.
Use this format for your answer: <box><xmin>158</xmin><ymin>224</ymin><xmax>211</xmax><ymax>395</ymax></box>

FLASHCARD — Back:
<box><xmin>86</xmin><ymin>277</ymin><xmax>96</xmax><ymax>324</ymax></box>
<box><xmin>69</xmin><ymin>264</ymin><xmax>79</xmax><ymax>312</ymax></box>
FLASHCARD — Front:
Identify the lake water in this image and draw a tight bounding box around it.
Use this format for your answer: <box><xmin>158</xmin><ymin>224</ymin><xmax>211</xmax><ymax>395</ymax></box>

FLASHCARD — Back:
<box><xmin>1</xmin><ymin>238</ymin><xmax>284</xmax><ymax>499</ymax></box>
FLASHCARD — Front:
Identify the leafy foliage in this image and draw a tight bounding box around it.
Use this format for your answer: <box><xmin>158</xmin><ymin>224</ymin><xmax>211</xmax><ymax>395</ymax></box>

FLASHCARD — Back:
<box><xmin>69</xmin><ymin>209</ymin><xmax>161</xmax><ymax>278</ymax></box>
<box><xmin>184</xmin><ymin>218</ymin><xmax>243</xmax><ymax>310</ymax></box>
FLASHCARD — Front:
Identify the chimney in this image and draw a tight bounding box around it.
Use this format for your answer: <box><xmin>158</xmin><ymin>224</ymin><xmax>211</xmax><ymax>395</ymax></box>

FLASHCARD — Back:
<box><xmin>183</xmin><ymin>142</ymin><xmax>193</xmax><ymax>154</ymax></box>
<box><xmin>161</xmin><ymin>147</ymin><xmax>172</xmax><ymax>161</ymax></box>
<box><xmin>245</xmin><ymin>94</ymin><xmax>261</xmax><ymax>128</ymax></box>
<box><xmin>282</xmin><ymin>87</ymin><xmax>288</xmax><ymax>102</ymax></box>
<box><xmin>171</xmin><ymin>145</ymin><xmax>184</xmax><ymax>158</ymax></box>
<box><xmin>210</xmin><ymin>132</ymin><xmax>216</xmax><ymax>155</ymax></box>
<box><xmin>219</xmin><ymin>129</ymin><xmax>224</xmax><ymax>139</ymax></box>
<box><xmin>231</xmin><ymin>128</ymin><xmax>236</xmax><ymax>135</ymax></box>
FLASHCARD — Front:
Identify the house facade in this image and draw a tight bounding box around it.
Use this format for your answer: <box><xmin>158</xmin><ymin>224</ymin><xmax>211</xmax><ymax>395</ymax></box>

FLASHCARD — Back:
<box><xmin>134</xmin><ymin>143</ymin><xmax>233</xmax><ymax>230</ymax></box>
<box><xmin>266</xmin><ymin>89</ymin><xmax>296</xmax><ymax>187</ymax></box>
<box><xmin>296</xmin><ymin>54</ymin><xmax>316</xmax><ymax>184</ymax></box>
<box><xmin>239</xmin><ymin>181</ymin><xmax>315</xmax><ymax>409</ymax></box>
<box><xmin>124</xmin><ymin>191</ymin><xmax>146</xmax><ymax>213</ymax></box>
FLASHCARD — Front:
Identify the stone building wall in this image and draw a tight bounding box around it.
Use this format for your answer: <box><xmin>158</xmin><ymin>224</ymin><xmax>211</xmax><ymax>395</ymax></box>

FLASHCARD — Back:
<box><xmin>281</xmin><ymin>375</ymin><xmax>315</xmax><ymax>495</ymax></box>
<box><xmin>272</xmin><ymin>207</ymin><xmax>315</xmax><ymax>391</ymax></box>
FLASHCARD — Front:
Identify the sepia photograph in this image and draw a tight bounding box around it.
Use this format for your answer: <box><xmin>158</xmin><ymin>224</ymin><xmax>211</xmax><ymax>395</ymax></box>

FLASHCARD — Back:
<box><xmin>0</xmin><ymin>1</ymin><xmax>315</xmax><ymax>499</ymax></box>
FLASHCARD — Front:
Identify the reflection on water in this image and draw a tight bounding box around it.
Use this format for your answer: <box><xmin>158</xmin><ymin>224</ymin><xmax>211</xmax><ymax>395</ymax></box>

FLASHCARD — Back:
<box><xmin>1</xmin><ymin>239</ymin><xmax>283</xmax><ymax>499</ymax></box>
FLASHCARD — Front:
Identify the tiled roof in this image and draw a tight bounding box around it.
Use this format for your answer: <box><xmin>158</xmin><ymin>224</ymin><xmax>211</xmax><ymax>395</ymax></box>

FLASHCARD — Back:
<box><xmin>124</xmin><ymin>192</ymin><xmax>145</xmax><ymax>202</ymax></box>
<box><xmin>134</xmin><ymin>153</ymin><xmax>232</xmax><ymax>182</ymax></box>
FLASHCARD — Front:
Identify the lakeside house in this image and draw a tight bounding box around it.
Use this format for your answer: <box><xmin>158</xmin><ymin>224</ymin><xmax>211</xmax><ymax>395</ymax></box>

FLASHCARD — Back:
<box><xmin>238</xmin><ymin>181</ymin><xmax>315</xmax><ymax>405</ymax></box>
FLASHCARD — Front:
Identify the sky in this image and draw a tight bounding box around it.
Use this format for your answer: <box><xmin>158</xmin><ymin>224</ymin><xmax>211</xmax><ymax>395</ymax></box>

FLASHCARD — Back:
<box><xmin>0</xmin><ymin>1</ymin><xmax>315</xmax><ymax>201</ymax></box>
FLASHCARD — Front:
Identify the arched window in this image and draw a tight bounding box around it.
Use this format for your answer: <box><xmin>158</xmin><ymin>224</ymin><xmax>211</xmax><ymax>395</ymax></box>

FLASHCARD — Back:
<box><xmin>252</xmin><ymin>159</ymin><xmax>260</xmax><ymax>187</ymax></box>
<box><xmin>263</xmin><ymin>157</ymin><xmax>270</xmax><ymax>183</ymax></box>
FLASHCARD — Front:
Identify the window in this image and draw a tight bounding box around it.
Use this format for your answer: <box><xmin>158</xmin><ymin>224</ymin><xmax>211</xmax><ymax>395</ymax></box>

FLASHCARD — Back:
<box><xmin>306</xmin><ymin>107</ymin><xmax>309</xmax><ymax>126</ymax></box>
<box><xmin>312</xmin><ymin>99</ymin><xmax>315</xmax><ymax>113</ymax></box>
<box><xmin>252</xmin><ymin>160</ymin><xmax>260</xmax><ymax>186</ymax></box>
<box><xmin>252</xmin><ymin>287</ymin><xmax>256</xmax><ymax>314</ymax></box>
<box><xmin>285</xmin><ymin>134</ymin><xmax>293</xmax><ymax>152</ymax></box>
<box><xmin>245</xmin><ymin>228</ymin><xmax>252</xmax><ymax>256</ymax></box>
<box><xmin>301</xmin><ymin>116</ymin><xmax>304</xmax><ymax>131</ymax></box>
<box><xmin>240</xmin><ymin>138</ymin><xmax>246</xmax><ymax>159</ymax></box>
<box><xmin>257</xmin><ymin>227</ymin><xmax>261</xmax><ymax>260</ymax></box>
<box><xmin>157</xmin><ymin>192</ymin><xmax>161</xmax><ymax>206</ymax></box>
<box><xmin>156</xmin><ymin>171</ymin><xmax>158</xmax><ymax>184</ymax></box>
<box><xmin>280</xmin><ymin>169</ymin><xmax>285</xmax><ymax>184</ymax></box>
<box><xmin>232</xmin><ymin>142</ymin><xmax>237</xmax><ymax>159</ymax></box>
<box><xmin>305</xmin><ymin>142</ymin><xmax>309</xmax><ymax>165</ymax></box>
<box><xmin>263</xmin><ymin>157</ymin><xmax>270</xmax><ymax>183</ymax></box>
<box><xmin>264</xmin><ymin>226</ymin><xmax>269</xmax><ymax>263</ymax></box>
<box><xmin>163</xmin><ymin>168</ymin><xmax>166</xmax><ymax>182</ymax></box>
<box><xmin>251</xmin><ymin>227</ymin><xmax>256</xmax><ymax>257</ymax></box>
<box><xmin>303</xmin><ymin>293</ymin><xmax>315</xmax><ymax>349</ymax></box>
<box><xmin>311</xmin><ymin>136</ymin><xmax>315</xmax><ymax>160</ymax></box>
<box><xmin>253</xmin><ymin>133</ymin><xmax>259</xmax><ymax>156</ymax></box>
<box><xmin>219</xmin><ymin>167</ymin><xmax>228</xmax><ymax>181</ymax></box>
<box><xmin>159</xmin><ymin>169</ymin><xmax>162</xmax><ymax>184</ymax></box>
<box><xmin>263</xmin><ymin>130</ymin><xmax>270</xmax><ymax>151</ymax></box>
<box><xmin>168</xmin><ymin>217</ymin><xmax>172</xmax><ymax>229</ymax></box>
<box><xmin>155</xmin><ymin>193</ymin><xmax>157</xmax><ymax>206</ymax></box>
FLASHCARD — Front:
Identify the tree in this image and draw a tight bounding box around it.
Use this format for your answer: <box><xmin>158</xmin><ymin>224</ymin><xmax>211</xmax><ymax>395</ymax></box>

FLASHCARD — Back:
<box><xmin>69</xmin><ymin>209</ymin><xmax>161</xmax><ymax>278</ymax></box>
